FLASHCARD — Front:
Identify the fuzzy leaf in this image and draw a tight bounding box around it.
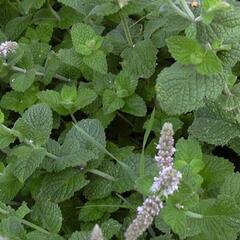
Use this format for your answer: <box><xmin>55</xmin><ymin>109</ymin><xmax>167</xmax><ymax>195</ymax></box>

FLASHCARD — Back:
<box><xmin>200</xmin><ymin>155</ymin><xmax>234</xmax><ymax>194</ymax></box>
<box><xmin>32</xmin><ymin>200</ymin><xmax>62</xmax><ymax>233</ymax></box>
<box><xmin>121</xmin><ymin>39</ymin><xmax>157</xmax><ymax>78</ymax></box>
<box><xmin>189</xmin><ymin>102</ymin><xmax>240</xmax><ymax>145</ymax></box>
<box><xmin>0</xmin><ymin>170</ymin><xmax>23</xmax><ymax>202</ymax></box>
<box><xmin>10</xmin><ymin>146</ymin><xmax>46</xmax><ymax>183</ymax></box>
<box><xmin>83</xmin><ymin>50</ymin><xmax>108</xmax><ymax>74</ymax></box>
<box><xmin>38</xmin><ymin>169</ymin><xmax>89</xmax><ymax>203</ymax></box>
<box><xmin>121</xmin><ymin>94</ymin><xmax>147</xmax><ymax>117</ymax></box>
<box><xmin>102</xmin><ymin>89</ymin><xmax>125</xmax><ymax>114</ymax></box>
<box><xmin>156</xmin><ymin>63</ymin><xmax>225</xmax><ymax>115</ymax></box>
<box><xmin>71</xmin><ymin>23</ymin><xmax>103</xmax><ymax>55</ymax></box>
<box><xmin>166</xmin><ymin>36</ymin><xmax>203</xmax><ymax>65</ymax></box>
<box><xmin>10</xmin><ymin>70</ymin><xmax>35</xmax><ymax>92</ymax></box>
<box><xmin>115</xmin><ymin>70</ymin><xmax>138</xmax><ymax>98</ymax></box>
<box><xmin>14</xmin><ymin>103</ymin><xmax>53</xmax><ymax>146</ymax></box>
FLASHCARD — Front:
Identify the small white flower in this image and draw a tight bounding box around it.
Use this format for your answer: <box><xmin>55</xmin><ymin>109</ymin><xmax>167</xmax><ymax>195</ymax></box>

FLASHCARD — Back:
<box><xmin>0</xmin><ymin>41</ymin><xmax>18</xmax><ymax>58</ymax></box>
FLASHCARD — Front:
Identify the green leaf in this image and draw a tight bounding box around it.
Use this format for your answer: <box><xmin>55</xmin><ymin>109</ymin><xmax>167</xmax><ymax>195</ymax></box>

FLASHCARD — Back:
<box><xmin>121</xmin><ymin>94</ymin><xmax>147</xmax><ymax>117</ymax></box>
<box><xmin>10</xmin><ymin>146</ymin><xmax>46</xmax><ymax>183</ymax></box>
<box><xmin>16</xmin><ymin>202</ymin><xmax>31</xmax><ymax>219</ymax></box>
<box><xmin>189</xmin><ymin>102</ymin><xmax>240</xmax><ymax>145</ymax></box>
<box><xmin>71</xmin><ymin>23</ymin><xmax>103</xmax><ymax>55</ymax></box>
<box><xmin>175</xmin><ymin>138</ymin><xmax>203</xmax><ymax>174</ymax></box>
<box><xmin>166</xmin><ymin>36</ymin><xmax>203</xmax><ymax>65</ymax></box>
<box><xmin>38</xmin><ymin>169</ymin><xmax>89</xmax><ymax>203</ymax></box>
<box><xmin>57</xmin><ymin>48</ymin><xmax>82</xmax><ymax>69</ymax></box>
<box><xmin>196</xmin><ymin>9</ymin><xmax>240</xmax><ymax>44</ymax></box>
<box><xmin>5</xmin><ymin>16</ymin><xmax>31</xmax><ymax>39</ymax></box>
<box><xmin>162</xmin><ymin>204</ymin><xmax>188</xmax><ymax>239</ymax></box>
<box><xmin>0</xmin><ymin>87</ymin><xmax>38</xmax><ymax>113</ymax></box>
<box><xmin>201</xmin><ymin>0</ymin><xmax>231</xmax><ymax>23</ymax></box>
<box><xmin>0</xmin><ymin>216</ymin><xmax>26</xmax><ymax>239</ymax></box>
<box><xmin>135</xmin><ymin>174</ymin><xmax>153</xmax><ymax>196</ymax></box>
<box><xmin>83</xmin><ymin>154</ymin><xmax>139</xmax><ymax>200</ymax></box>
<box><xmin>14</xmin><ymin>103</ymin><xmax>53</xmax><ymax>146</ymax></box>
<box><xmin>76</xmin><ymin>87</ymin><xmax>97</xmax><ymax>108</ymax></box>
<box><xmin>36</xmin><ymin>23</ymin><xmax>53</xmax><ymax>43</ymax></box>
<box><xmin>38</xmin><ymin>85</ymin><xmax>96</xmax><ymax>116</ymax></box>
<box><xmin>188</xmin><ymin>197</ymin><xmax>240</xmax><ymax>240</ymax></box>
<box><xmin>102</xmin><ymin>89</ymin><xmax>125</xmax><ymax>114</ymax></box>
<box><xmin>217</xmin><ymin>42</ymin><xmax>240</xmax><ymax>67</ymax></box>
<box><xmin>156</xmin><ymin>63</ymin><xmax>225</xmax><ymax>115</ymax></box>
<box><xmin>64</xmin><ymin>119</ymin><xmax>106</xmax><ymax>160</ymax></box>
<box><xmin>69</xmin><ymin>231</ymin><xmax>89</xmax><ymax>240</ymax></box>
<box><xmin>32</xmin><ymin>200</ymin><xmax>62</xmax><ymax>233</ymax></box>
<box><xmin>27</xmin><ymin>231</ymin><xmax>64</xmax><ymax>240</ymax></box>
<box><xmin>0</xmin><ymin>125</ymin><xmax>16</xmax><ymax>149</ymax></box>
<box><xmin>220</xmin><ymin>173</ymin><xmax>240</xmax><ymax>205</ymax></box>
<box><xmin>21</xmin><ymin>0</ymin><xmax>46</xmax><ymax>12</ymax></box>
<box><xmin>0</xmin><ymin>169</ymin><xmax>23</xmax><ymax>202</ymax></box>
<box><xmin>37</xmin><ymin>90</ymin><xmax>64</xmax><ymax>114</ymax></box>
<box><xmin>200</xmin><ymin>155</ymin><xmax>234</xmax><ymax>194</ymax></box>
<box><xmin>140</xmin><ymin>108</ymin><xmax>155</xmax><ymax>177</ymax></box>
<box><xmin>196</xmin><ymin>50</ymin><xmax>223</xmax><ymax>75</ymax></box>
<box><xmin>42</xmin><ymin>138</ymin><xmax>96</xmax><ymax>172</ymax></box>
<box><xmin>83</xmin><ymin>50</ymin><xmax>108</xmax><ymax>74</ymax></box>
<box><xmin>115</xmin><ymin>70</ymin><xmax>138</xmax><ymax>98</ymax></box>
<box><xmin>121</xmin><ymin>39</ymin><xmax>157</xmax><ymax>78</ymax></box>
<box><xmin>60</xmin><ymin>85</ymin><xmax>77</xmax><ymax>102</ymax></box>
<box><xmin>101</xmin><ymin>218</ymin><xmax>121</xmax><ymax>239</ymax></box>
<box><xmin>79</xmin><ymin>197</ymin><xmax>121</xmax><ymax>222</ymax></box>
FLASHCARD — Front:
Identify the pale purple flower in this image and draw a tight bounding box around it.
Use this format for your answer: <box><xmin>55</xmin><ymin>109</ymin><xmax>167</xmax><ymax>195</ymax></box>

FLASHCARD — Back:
<box><xmin>155</xmin><ymin>123</ymin><xmax>175</xmax><ymax>169</ymax></box>
<box><xmin>125</xmin><ymin>196</ymin><xmax>163</xmax><ymax>240</ymax></box>
<box><xmin>91</xmin><ymin>224</ymin><xmax>103</xmax><ymax>240</ymax></box>
<box><xmin>0</xmin><ymin>41</ymin><xmax>18</xmax><ymax>58</ymax></box>
<box><xmin>125</xmin><ymin>123</ymin><xmax>182</xmax><ymax>240</ymax></box>
<box><xmin>151</xmin><ymin>166</ymin><xmax>182</xmax><ymax>197</ymax></box>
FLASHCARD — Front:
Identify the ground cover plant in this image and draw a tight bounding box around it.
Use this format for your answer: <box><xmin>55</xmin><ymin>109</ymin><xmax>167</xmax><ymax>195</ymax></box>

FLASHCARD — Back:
<box><xmin>1</xmin><ymin>0</ymin><xmax>240</xmax><ymax>239</ymax></box>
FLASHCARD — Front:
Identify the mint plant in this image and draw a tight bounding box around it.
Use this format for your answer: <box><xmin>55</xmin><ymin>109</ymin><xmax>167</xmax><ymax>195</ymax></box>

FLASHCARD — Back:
<box><xmin>0</xmin><ymin>0</ymin><xmax>240</xmax><ymax>239</ymax></box>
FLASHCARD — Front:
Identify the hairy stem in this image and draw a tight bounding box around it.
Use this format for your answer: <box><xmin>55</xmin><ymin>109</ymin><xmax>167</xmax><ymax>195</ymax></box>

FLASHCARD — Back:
<box><xmin>185</xmin><ymin>210</ymin><xmax>204</xmax><ymax>219</ymax></box>
<box><xmin>167</xmin><ymin>0</ymin><xmax>192</xmax><ymax>21</ymax></box>
<box><xmin>1</xmin><ymin>124</ymin><xmax>116</xmax><ymax>181</ymax></box>
<box><xmin>179</xmin><ymin>0</ymin><xmax>195</xmax><ymax>20</ymax></box>
<box><xmin>120</xmin><ymin>12</ymin><xmax>134</xmax><ymax>47</ymax></box>
<box><xmin>3</xmin><ymin>63</ymin><xmax>71</xmax><ymax>82</ymax></box>
<box><xmin>0</xmin><ymin>206</ymin><xmax>51</xmax><ymax>235</ymax></box>
<box><xmin>88</xmin><ymin>169</ymin><xmax>116</xmax><ymax>181</ymax></box>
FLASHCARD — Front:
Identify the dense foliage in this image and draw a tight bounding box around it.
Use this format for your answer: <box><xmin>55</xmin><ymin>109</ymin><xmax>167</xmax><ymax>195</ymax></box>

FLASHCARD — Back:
<box><xmin>1</xmin><ymin>0</ymin><xmax>240</xmax><ymax>239</ymax></box>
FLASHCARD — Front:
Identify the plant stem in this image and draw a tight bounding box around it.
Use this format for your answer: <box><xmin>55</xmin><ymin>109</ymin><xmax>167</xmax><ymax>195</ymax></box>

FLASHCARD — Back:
<box><xmin>185</xmin><ymin>210</ymin><xmax>203</xmax><ymax>219</ymax></box>
<box><xmin>77</xmin><ymin>204</ymin><xmax>133</xmax><ymax>209</ymax></box>
<box><xmin>74</xmin><ymin>124</ymin><xmax>132</xmax><ymax>173</ymax></box>
<box><xmin>0</xmin><ymin>206</ymin><xmax>51</xmax><ymax>235</ymax></box>
<box><xmin>167</xmin><ymin>0</ymin><xmax>192</xmax><ymax>21</ymax></box>
<box><xmin>179</xmin><ymin>0</ymin><xmax>195</xmax><ymax>20</ymax></box>
<box><xmin>47</xmin><ymin>0</ymin><xmax>61</xmax><ymax>21</ymax></box>
<box><xmin>148</xmin><ymin>226</ymin><xmax>156</xmax><ymax>238</ymax></box>
<box><xmin>21</xmin><ymin>219</ymin><xmax>51</xmax><ymax>235</ymax></box>
<box><xmin>88</xmin><ymin>169</ymin><xmax>116</xmax><ymax>181</ymax></box>
<box><xmin>70</xmin><ymin>113</ymin><xmax>77</xmax><ymax>124</ymax></box>
<box><xmin>1</xmin><ymin>124</ymin><xmax>116</xmax><ymax>182</ymax></box>
<box><xmin>117</xmin><ymin>112</ymin><xmax>134</xmax><ymax>127</ymax></box>
<box><xmin>224</xmin><ymin>83</ymin><xmax>233</xmax><ymax>96</ymax></box>
<box><xmin>3</xmin><ymin>63</ymin><xmax>71</xmax><ymax>82</ymax></box>
<box><xmin>120</xmin><ymin>12</ymin><xmax>134</xmax><ymax>47</ymax></box>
